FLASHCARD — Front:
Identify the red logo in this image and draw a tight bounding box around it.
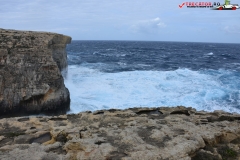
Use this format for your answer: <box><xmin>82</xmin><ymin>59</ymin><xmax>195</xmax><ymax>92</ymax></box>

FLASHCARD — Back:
<box><xmin>179</xmin><ymin>3</ymin><xmax>185</xmax><ymax>8</ymax></box>
<box><xmin>179</xmin><ymin>1</ymin><xmax>239</xmax><ymax>10</ymax></box>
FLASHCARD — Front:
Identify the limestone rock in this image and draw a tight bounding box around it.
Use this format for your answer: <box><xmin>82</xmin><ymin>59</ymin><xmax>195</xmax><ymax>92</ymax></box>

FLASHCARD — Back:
<box><xmin>0</xmin><ymin>107</ymin><xmax>240</xmax><ymax>159</ymax></box>
<box><xmin>0</xmin><ymin>28</ymin><xmax>71</xmax><ymax>116</ymax></box>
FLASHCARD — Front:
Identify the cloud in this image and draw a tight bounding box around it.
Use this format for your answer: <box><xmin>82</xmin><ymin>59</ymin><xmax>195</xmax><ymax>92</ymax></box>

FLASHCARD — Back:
<box><xmin>223</xmin><ymin>25</ymin><xmax>240</xmax><ymax>34</ymax></box>
<box><xmin>1</xmin><ymin>0</ymin><xmax>240</xmax><ymax>42</ymax></box>
<box><xmin>131</xmin><ymin>17</ymin><xmax>166</xmax><ymax>34</ymax></box>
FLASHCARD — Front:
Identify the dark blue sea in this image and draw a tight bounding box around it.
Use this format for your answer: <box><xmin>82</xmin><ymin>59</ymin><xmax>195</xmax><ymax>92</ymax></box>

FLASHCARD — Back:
<box><xmin>65</xmin><ymin>41</ymin><xmax>240</xmax><ymax>113</ymax></box>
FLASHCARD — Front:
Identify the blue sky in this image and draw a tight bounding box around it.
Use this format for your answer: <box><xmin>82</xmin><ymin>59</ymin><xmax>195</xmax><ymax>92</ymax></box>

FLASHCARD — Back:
<box><xmin>1</xmin><ymin>0</ymin><xmax>240</xmax><ymax>43</ymax></box>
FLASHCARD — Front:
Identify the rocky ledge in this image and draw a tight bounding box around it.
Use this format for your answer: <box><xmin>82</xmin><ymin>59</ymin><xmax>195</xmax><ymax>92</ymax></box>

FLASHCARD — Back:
<box><xmin>0</xmin><ymin>106</ymin><xmax>240</xmax><ymax>160</ymax></box>
<box><xmin>0</xmin><ymin>29</ymin><xmax>71</xmax><ymax>116</ymax></box>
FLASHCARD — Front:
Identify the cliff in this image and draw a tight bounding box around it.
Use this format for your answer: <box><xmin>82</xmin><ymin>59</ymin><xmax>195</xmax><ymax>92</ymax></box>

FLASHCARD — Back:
<box><xmin>0</xmin><ymin>107</ymin><xmax>240</xmax><ymax>160</ymax></box>
<box><xmin>0</xmin><ymin>28</ymin><xmax>71</xmax><ymax>116</ymax></box>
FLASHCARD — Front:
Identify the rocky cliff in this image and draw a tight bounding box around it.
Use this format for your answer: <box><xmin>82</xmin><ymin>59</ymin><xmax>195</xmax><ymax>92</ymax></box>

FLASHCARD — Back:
<box><xmin>0</xmin><ymin>106</ymin><xmax>240</xmax><ymax>160</ymax></box>
<box><xmin>0</xmin><ymin>29</ymin><xmax>71</xmax><ymax>116</ymax></box>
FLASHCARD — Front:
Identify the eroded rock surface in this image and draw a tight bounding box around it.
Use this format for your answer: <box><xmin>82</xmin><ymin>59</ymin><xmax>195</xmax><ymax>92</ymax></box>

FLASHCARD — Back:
<box><xmin>0</xmin><ymin>28</ymin><xmax>71</xmax><ymax>116</ymax></box>
<box><xmin>0</xmin><ymin>106</ymin><xmax>240</xmax><ymax>160</ymax></box>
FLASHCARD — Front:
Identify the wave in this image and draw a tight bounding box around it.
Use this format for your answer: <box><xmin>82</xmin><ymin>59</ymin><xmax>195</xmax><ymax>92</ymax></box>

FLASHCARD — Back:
<box><xmin>64</xmin><ymin>65</ymin><xmax>240</xmax><ymax>114</ymax></box>
<box><xmin>206</xmin><ymin>52</ymin><xmax>214</xmax><ymax>55</ymax></box>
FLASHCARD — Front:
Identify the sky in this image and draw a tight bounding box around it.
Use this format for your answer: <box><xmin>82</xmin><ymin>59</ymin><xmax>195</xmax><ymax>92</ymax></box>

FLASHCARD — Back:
<box><xmin>1</xmin><ymin>0</ymin><xmax>240</xmax><ymax>43</ymax></box>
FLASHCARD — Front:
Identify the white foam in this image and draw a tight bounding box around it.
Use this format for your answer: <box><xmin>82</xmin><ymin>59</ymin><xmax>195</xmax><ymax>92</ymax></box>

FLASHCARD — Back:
<box><xmin>206</xmin><ymin>52</ymin><xmax>214</xmax><ymax>55</ymax></box>
<box><xmin>117</xmin><ymin>62</ymin><xmax>127</xmax><ymax>66</ymax></box>
<box><xmin>64</xmin><ymin>66</ymin><xmax>240</xmax><ymax>114</ymax></box>
<box><xmin>106</xmin><ymin>48</ymin><xmax>116</xmax><ymax>51</ymax></box>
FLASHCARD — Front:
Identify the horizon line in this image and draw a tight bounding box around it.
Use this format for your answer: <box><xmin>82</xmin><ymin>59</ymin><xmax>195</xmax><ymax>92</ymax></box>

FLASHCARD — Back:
<box><xmin>70</xmin><ymin>40</ymin><xmax>240</xmax><ymax>44</ymax></box>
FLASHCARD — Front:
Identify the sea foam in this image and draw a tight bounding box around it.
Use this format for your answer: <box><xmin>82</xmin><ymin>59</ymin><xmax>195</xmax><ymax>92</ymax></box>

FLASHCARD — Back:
<box><xmin>64</xmin><ymin>65</ymin><xmax>240</xmax><ymax>114</ymax></box>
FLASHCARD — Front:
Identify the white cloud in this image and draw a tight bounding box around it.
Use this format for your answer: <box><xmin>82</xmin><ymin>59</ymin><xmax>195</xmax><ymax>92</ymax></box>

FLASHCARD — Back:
<box><xmin>1</xmin><ymin>0</ymin><xmax>240</xmax><ymax>42</ymax></box>
<box><xmin>131</xmin><ymin>17</ymin><xmax>166</xmax><ymax>34</ymax></box>
<box><xmin>223</xmin><ymin>25</ymin><xmax>240</xmax><ymax>34</ymax></box>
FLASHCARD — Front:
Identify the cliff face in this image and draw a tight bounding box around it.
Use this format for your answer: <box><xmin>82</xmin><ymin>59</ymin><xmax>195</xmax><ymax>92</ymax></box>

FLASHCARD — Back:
<box><xmin>0</xmin><ymin>28</ymin><xmax>71</xmax><ymax>115</ymax></box>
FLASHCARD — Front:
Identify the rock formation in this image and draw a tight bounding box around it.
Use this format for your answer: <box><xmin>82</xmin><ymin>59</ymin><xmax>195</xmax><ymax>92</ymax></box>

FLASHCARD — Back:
<box><xmin>0</xmin><ymin>106</ymin><xmax>240</xmax><ymax>160</ymax></box>
<box><xmin>0</xmin><ymin>29</ymin><xmax>71</xmax><ymax>116</ymax></box>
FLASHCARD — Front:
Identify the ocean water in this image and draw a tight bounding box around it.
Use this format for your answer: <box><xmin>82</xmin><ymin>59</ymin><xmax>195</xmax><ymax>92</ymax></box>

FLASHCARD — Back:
<box><xmin>64</xmin><ymin>41</ymin><xmax>240</xmax><ymax>114</ymax></box>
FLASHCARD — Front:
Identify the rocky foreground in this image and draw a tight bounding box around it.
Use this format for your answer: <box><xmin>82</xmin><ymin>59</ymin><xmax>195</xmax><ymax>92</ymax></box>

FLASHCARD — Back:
<box><xmin>0</xmin><ymin>106</ymin><xmax>240</xmax><ymax>160</ymax></box>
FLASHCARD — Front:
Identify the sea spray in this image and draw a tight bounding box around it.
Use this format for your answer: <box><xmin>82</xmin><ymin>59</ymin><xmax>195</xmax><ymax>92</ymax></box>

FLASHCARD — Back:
<box><xmin>64</xmin><ymin>66</ymin><xmax>240</xmax><ymax>114</ymax></box>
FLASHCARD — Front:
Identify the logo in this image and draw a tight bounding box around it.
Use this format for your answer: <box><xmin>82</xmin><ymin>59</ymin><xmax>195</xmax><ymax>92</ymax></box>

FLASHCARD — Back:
<box><xmin>179</xmin><ymin>3</ymin><xmax>185</xmax><ymax>8</ymax></box>
<box><xmin>213</xmin><ymin>0</ymin><xmax>239</xmax><ymax>10</ymax></box>
<box><xmin>178</xmin><ymin>0</ymin><xmax>239</xmax><ymax>10</ymax></box>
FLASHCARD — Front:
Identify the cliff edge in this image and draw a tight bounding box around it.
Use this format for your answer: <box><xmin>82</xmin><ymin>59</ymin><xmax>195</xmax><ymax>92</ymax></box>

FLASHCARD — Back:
<box><xmin>0</xmin><ymin>28</ymin><xmax>71</xmax><ymax>116</ymax></box>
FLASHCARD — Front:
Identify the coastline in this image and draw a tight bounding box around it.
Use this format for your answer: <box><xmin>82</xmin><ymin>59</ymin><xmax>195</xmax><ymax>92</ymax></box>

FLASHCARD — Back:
<box><xmin>1</xmin><ymin>29</ymin><xmax>240</xmax><ymax>159</ymax></box>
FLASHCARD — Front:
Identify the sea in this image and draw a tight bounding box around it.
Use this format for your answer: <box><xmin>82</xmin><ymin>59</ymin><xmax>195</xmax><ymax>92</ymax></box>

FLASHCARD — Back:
<box><xmin>64</xmin><ymin>40</ymin><xmax>240</xmax><ymax>114</ymax></box>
